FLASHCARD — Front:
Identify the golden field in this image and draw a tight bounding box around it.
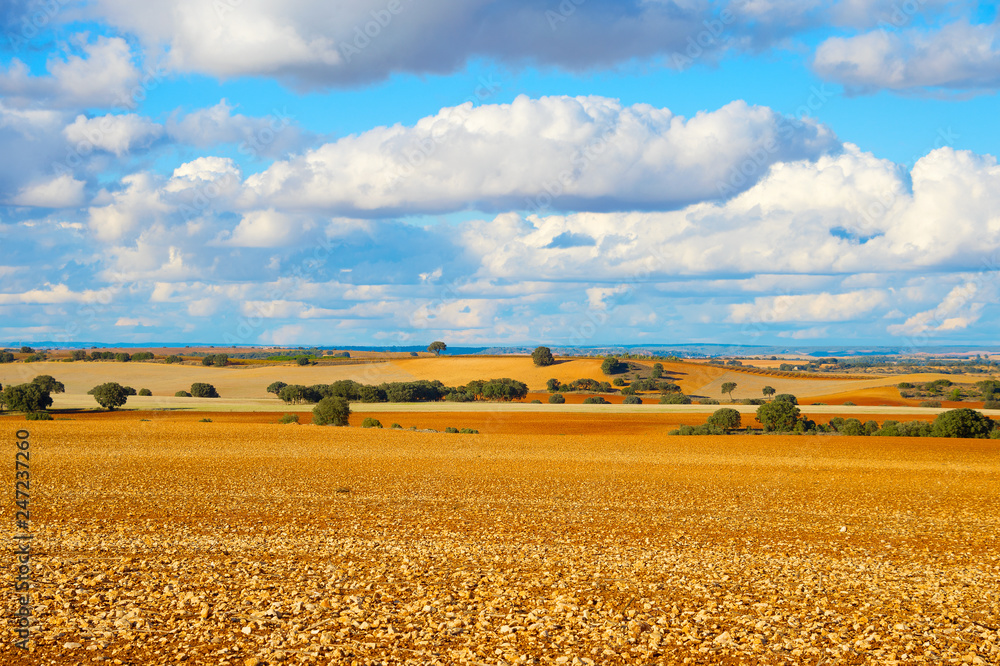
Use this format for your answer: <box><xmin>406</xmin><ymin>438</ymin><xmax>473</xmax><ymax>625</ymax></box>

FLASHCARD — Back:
<box><xmin>2</xmin><ymin>421</ymin><xmax>998</xmax><ymax>665</ymax></box>
<box><xmin>1</xmin><ymin>358</ymin><xmax>972</xmax><ymax>408</ymax></box>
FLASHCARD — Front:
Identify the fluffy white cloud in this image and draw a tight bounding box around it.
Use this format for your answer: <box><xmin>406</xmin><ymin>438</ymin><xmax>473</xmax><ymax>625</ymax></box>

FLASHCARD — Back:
<box><xmin>456</xmin><ymin>145</ymin><xmax>1000</xmax><ymax>281</ymax></box>
<box><xmin>165</xmin><ymin>100</ymin><xmax>308</xmax><ymax>156</ymax></box>
<box><xmin>0</xmin><ymin>35</ymin><xmax>140</xmax><ymax>108</ymax></box>
<box><xmin>86</xmin><ymin>0</ymin><xmax>722</xmax><ymax>87</ymax></box>
<box><xmin>0</xmin><ymin>284</ymin><xmax>117</xmax><ymax>305</ymax></box>
<box><xmin>9</xmin><ymin>173</ymin><xmax>86</xmax><ymax>208</ymax></box>
<box><xmin>64</xmin><ymin>113</ymin><xmax>163</xmax><ymax>156</ymax></box>
<box><xmin>728</xmin><ymin>289</ymin><xmax>890</xmax><ymax>323</ymax></box>
<box><xmin>887</xmin><ymin>282</ymin><xmax>985</xmax><ymax>336</ymax></box>
<box><xmin>242</xmin><ymin>96</ymin><xmax>837</xmax><ymax>213</ymax></box>
<box><xmin>220</xmin><ymin>209</ymin><xmax>314</xmax><ymax>247</ymax></box>
<box><xmin>814</xmin><ymin>21</ymin><xmax>1000</xmax><ymax>92</ymax></box>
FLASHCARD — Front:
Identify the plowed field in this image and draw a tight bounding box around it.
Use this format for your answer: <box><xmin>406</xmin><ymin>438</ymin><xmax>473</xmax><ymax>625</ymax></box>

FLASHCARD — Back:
<box><xmin>2</xmin><ymin>422</ymin><xmax>998</xmax><ymax>665</ymax></box>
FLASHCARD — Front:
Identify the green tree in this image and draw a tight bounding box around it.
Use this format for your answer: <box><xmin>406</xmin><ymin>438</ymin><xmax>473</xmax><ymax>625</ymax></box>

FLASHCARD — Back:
<box><xmin>755</xmin><ymin>401</ymin><xmax>800</xmax><ymax>432</ymax></box>
<box><xmin>115</xmin><ymin>352</ymin><xmax>131</xmax><ymax>363</ymax></box>
<box><xmin>313</xmin><ymin>396</ymin><xmax>350</xmax><ymax>426</ymax></box>
<box><xmin>0</xmin><ymin>351</ymin><xmax>14</xmax><ymax>363</ymax></box>
<box><xmin>175</xmin><ymin>390</ymin><xmax>192</xmax><ymax>397</ymax></box>
<box><xmin>138</xmin><ymin>388</ymin><xmax>152</xmax><ymax>396</ymax></box>
<box><xmin>190</xmin><ymin>383</ymin><xmax>220</xmax><ymax>398</ymax></box>
<box><xmin>164</xmin><ymin>355</ymin><xmax>183</xmax><ymax>364</ymax></box>
<box><xmin>773</xmin><ymin>393</ymin><xmax>798</xmax><ymax>404</ymax></box>
<box><xmin>659</xmin><ymin>393</ymin><xmax>692</xmax><ymax>404</ymax></box>
<box><xmin>600</xmin><ymin>356</ymin><xmax>626</xmax><ymax>375</ymax></box>
<box><xmin>707</xmin><ymin>408</ymin><xmax>741</xmax><ymax>431</ymax></box>
<box><xmin>20</xmin><ymin>346</ymin><xmax>34</xmax><ymax>354</ymax></box>
<box><xmin>71</xmin><ymin>350</ymin><xmax>88</xmax><ymax>361</ymax></box>
<box><xmin>296</xmin><ymin>355</ymin><xmax>311</xmax><ymax>366</ymax></box>
<box><xmin>548</xmin><ymin>393</ymin><xmax>566</xmax><ymax>404</ymax></box>
<box><xmin>546</xmin><ymin>378</ymin><xmax>561</xmax><ymax>393</ymax></box>
<box><xmin>721</xmin><ymin>382</ymin><xmax>737</xmax><ymax>401</ymax></box>
<box><xmin>32</xmin><ymin>375</ymin><xmax>65</xmax><ymax>394</ymax></box>
<box><xmin>622</xmin><ymin>395</ymin><xmax>642</xmax><ymax>405</ymax></box>
<box><xmin>931</xmin><ymin>408</ymin><xmax>994</xmax><ymax>439</ymax></box>
<box><xmin>91</xmin><ymin>383</ymin><xmax>128</xmax><ymax>411</ymax></box>
<box><xmin>531</xmin><ymin>346</ymin><xmax>555</xmax><ymax>367</ymax></box>
<box><xmin>651</xmin><ymin>362</ymin><xmax>664</xmax><ymax>379</ymax></box>
<box><xmin>762</xmin><ymin>386</ymin><xmax>776</xmax><ymax>400</ymax></box>
<box><xmin>427</xmin><ymin>341</ymin><xmax>447</xmax><ymax>355</ymax></box>
<box><xmin>2</xmin><ymin>383</ymin><xmax>53</xmax><ymax>412</ymax></box>
<box><xmin>361</xmin><ymin>417</ymin><xmax>383</xmax><ymax>428</ymax></box>
<box><xmin>267</xmin><ymin>381</ymin><xmax>288</xmax><ymax>395</ymax></box>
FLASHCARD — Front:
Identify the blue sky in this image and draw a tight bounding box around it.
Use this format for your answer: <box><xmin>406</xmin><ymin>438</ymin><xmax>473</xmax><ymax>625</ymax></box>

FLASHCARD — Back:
<box><xmin>1</xmin><ymin>0</ymin><xmax>999</xmax><ymax>348</ymax></box>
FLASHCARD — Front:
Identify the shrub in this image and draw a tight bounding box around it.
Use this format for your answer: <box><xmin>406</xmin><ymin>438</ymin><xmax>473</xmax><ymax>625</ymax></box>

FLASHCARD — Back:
<box><xmin>531</xmin><ymin>346</ymin><xmax>555</xmax><ymax>367</ymax></box>
<box><xmin>358</xmin><ymin>385</ymin><xmax>388</xmax><ymax>403</ymax></box>
<box><xmin>931</xmin><ymin>408</ymin><xmax>994</xmax><ymax>439</ymax></box>
<box><xmin>897</xmin><ymin>382</ymin><xmax>914</xmax><ymax>389</ymax></box>
<box><xmin>612</xmin><ymin>378</ymin><xmax>625</xmax><ymax>387</ymax></box>
<box><xmin>983</xmin><ymin>400</ymin><xmax>1000</xmax><ymax>410</ymax></box>
<box><xmin>361</xmin><ymin>417</ymin><xmax>383</xmax><ymax>429</ymax></box>
<box><xmin>390</xmin><ymin>423</ymin><xmax>402</xmax><ymax>429</ymax></box>
<box><xmin>773</xmin><ymin>394</ymin><xmax>798</xmax><ymax>405</ymax></box>
<box><xmin>546</xmin><ymin>378</ymin><xmax>561</xmax><ymax>393</ymax></box>
<box><xmin>175</xmin><ymin>390</ymin><xmax>192</xmax><ymax>397</ymax></box>
<box><xmin>583</xmin><ymin>396</ymin><xmax>610</xmax><ymax>405</ymax></box>
<box><xmin>707</xmin><ymin>408</ymin><xmax>741</xmax><ymax>431</ymax></box>
<box><xmin>740</xmin><ymin>398</ymin><xmax>765</xmax><ymax>405</ymax></box>
<box><xmin>459</xmin><ymin>428</ymin><xmax>479</xmax><ymax>434</ymax></box>
<box><xmin>199</xmin><ymin>418</ymin><xmax>212</xmax><ymax>423</ymax></box>
<box><xmin>697</xmin><ymin>398</ymin><xmax>720</xmax><ymax>405</ymax></box>
<box><xmin>138</xmin><ymin>388</ymin><xmax>152</xmax><ymax>396</ymax></box>
<box><xmin>622</xmin><ymin>395</ymin><xmax>642</xmax><ymax>405</ymax></box>
<box><xmin>91</xmin><ymin>383</ymin><xmax>128</xmax><ymax>411</ymax></box>
<box><xmin>839</xmin><ymin>418</ymin><xmax>864</xmax><ymax>436</ymax></box>
<box><xmin>651</xmin><ymin>363</ymin><xmax>663</xmax><ymax>379</ymax></box>
<box><xmin>659</xmin><ymin>393</ymin><xmax>691</xmax><ymax>404</ymax></box>
<box><xmin>296</xmin><ymin>356</ymin><xmax>311</xmax><ymax>366</ymax></box>
<box><xmin>115</xmin><ymin>352</ymin><xmax>131</xmax><ymax>363</ymax></box>
<box><xmin>621</xmin><ymin>385</ymin><xmax>636</xmax><ymax>395</ymax></box>
<box><xmin>600</xmin><ymin>356</ymin><xmax>627</xmax><ymax>375</ymax></box>
<box><xmin>673</xmin><ymin>424</ymin><xmax>726</xmax><ymax>436</ymax></box>
<box><xmin>548</xmin><ymin>393</ymin><xmax>566</xmax><ymax>404</ymax></box>
<box><xmin>313</xmin><ymin>397</ymin><xmax>350</xmax><ymax>426</ymax></box>
<box><xmin>25</xmin><ymin>412</ymin><xmax>53</xmax><ymax>421</ymax></box>
<box><xmin>919</xmin><ymin>400</ymin><xmax>942</xmax><ymax>408</ymax></box>
<box><xmin>190</xmin><ymin>383</ymin><xmax>220</xmax><ymax>398</ymax></box>
<box><xmin>0</xmin><ymin>351</ymin><xmax>14</xmax><ymax>363</ymax></box>
<box><xmin>530</xmin><ymin>399</ymin><xmax>542</xmax><ymax>404</ymax></box>
<box><xmin>843</xmin><ymin>401</ymin><xmax>856</xmax><ymax>406</ymax></box>
<box><xmin>445</xmin><ymin>427</ymin><xmax>459</xmax><ymax>433</ymax></box>
<box><xmin>132</xmin><ymin>352</ymin><xmax>155</xmax><ymax>361</ymax></box>
<box><xmin>756</xmin><ymin>401</ymin><xmax>800</xmax><ymax>432</ymax></box>
<box><xmin>279</xmin><ymin>414</ymin><xmax>299</xmax><ymax>424</ymax></box>
<box><xmin>164</xmin><ymin>355</ymin><xmax>183</xmax><ymax>364</ymax></box>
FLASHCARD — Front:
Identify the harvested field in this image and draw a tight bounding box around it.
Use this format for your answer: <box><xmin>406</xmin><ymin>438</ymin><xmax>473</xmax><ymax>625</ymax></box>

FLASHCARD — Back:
<box><xmin>3</xmin><ymin>422</ymin><xmax>999</xmax><ymax>665</ymax></box>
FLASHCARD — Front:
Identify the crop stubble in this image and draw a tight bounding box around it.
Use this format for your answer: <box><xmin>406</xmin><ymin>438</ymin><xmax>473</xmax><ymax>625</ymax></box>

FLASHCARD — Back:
<box><xmin>2</xmin><ymin>422</ymin><xmax>999</xmax><ymax>665</ymax></box>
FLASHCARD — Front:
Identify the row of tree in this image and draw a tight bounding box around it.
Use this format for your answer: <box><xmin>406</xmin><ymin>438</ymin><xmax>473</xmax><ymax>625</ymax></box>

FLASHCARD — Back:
<box><xmin>266</xmin><ymin>378</ymin><xmax>529</xmax><ymax>405</ymax></box>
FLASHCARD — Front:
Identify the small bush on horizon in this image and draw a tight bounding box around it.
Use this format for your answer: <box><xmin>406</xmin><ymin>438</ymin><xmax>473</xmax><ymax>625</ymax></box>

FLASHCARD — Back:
<box><xmin>548</xmin><ymin>393</ymin><xmax>566</xmax><ymax>404</ymax></box>
<box><xmin>175</xmin><ymin>391</ymin><xmax>191</xmax><ymax>397</ymax></box>
<box><xmin>659</xmin><ymin>394</ymin><xmax>692</xmax><ymax>404</ymax></box>
<box><xmin>622</xmin><ymin>395</ymin><xmax>642</xmax><ymax>405</ymax></box>
<box><xmin>583</xmin><ymin>396</ymin><xmax>610</xmax><ymax>405</ymax></box>
<box><xmin>279</xmin><ymin>414</ymin><xmax>299</xmax><ymax>424</ymax></box>
<box><xmin>445</xmin><ymin>427</ymin><xmax>459</xmax><ymax>433</ymax></box>
<box><xmin>138</xmin><ymin>388</ymin><xmax>152</xmax><ymax>396</ymax></box>
<box><xmin>361</xmin><ymin>417</ymin><xmax>383</xmax><ymax>429</ymax></box>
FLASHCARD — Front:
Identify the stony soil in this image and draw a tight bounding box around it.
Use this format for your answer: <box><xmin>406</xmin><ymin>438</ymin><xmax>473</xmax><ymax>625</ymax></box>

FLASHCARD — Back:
<box><xmin>2</xmin><ymin>421</ymin><xmax>999</xmax><ymax>665</ymax></box>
